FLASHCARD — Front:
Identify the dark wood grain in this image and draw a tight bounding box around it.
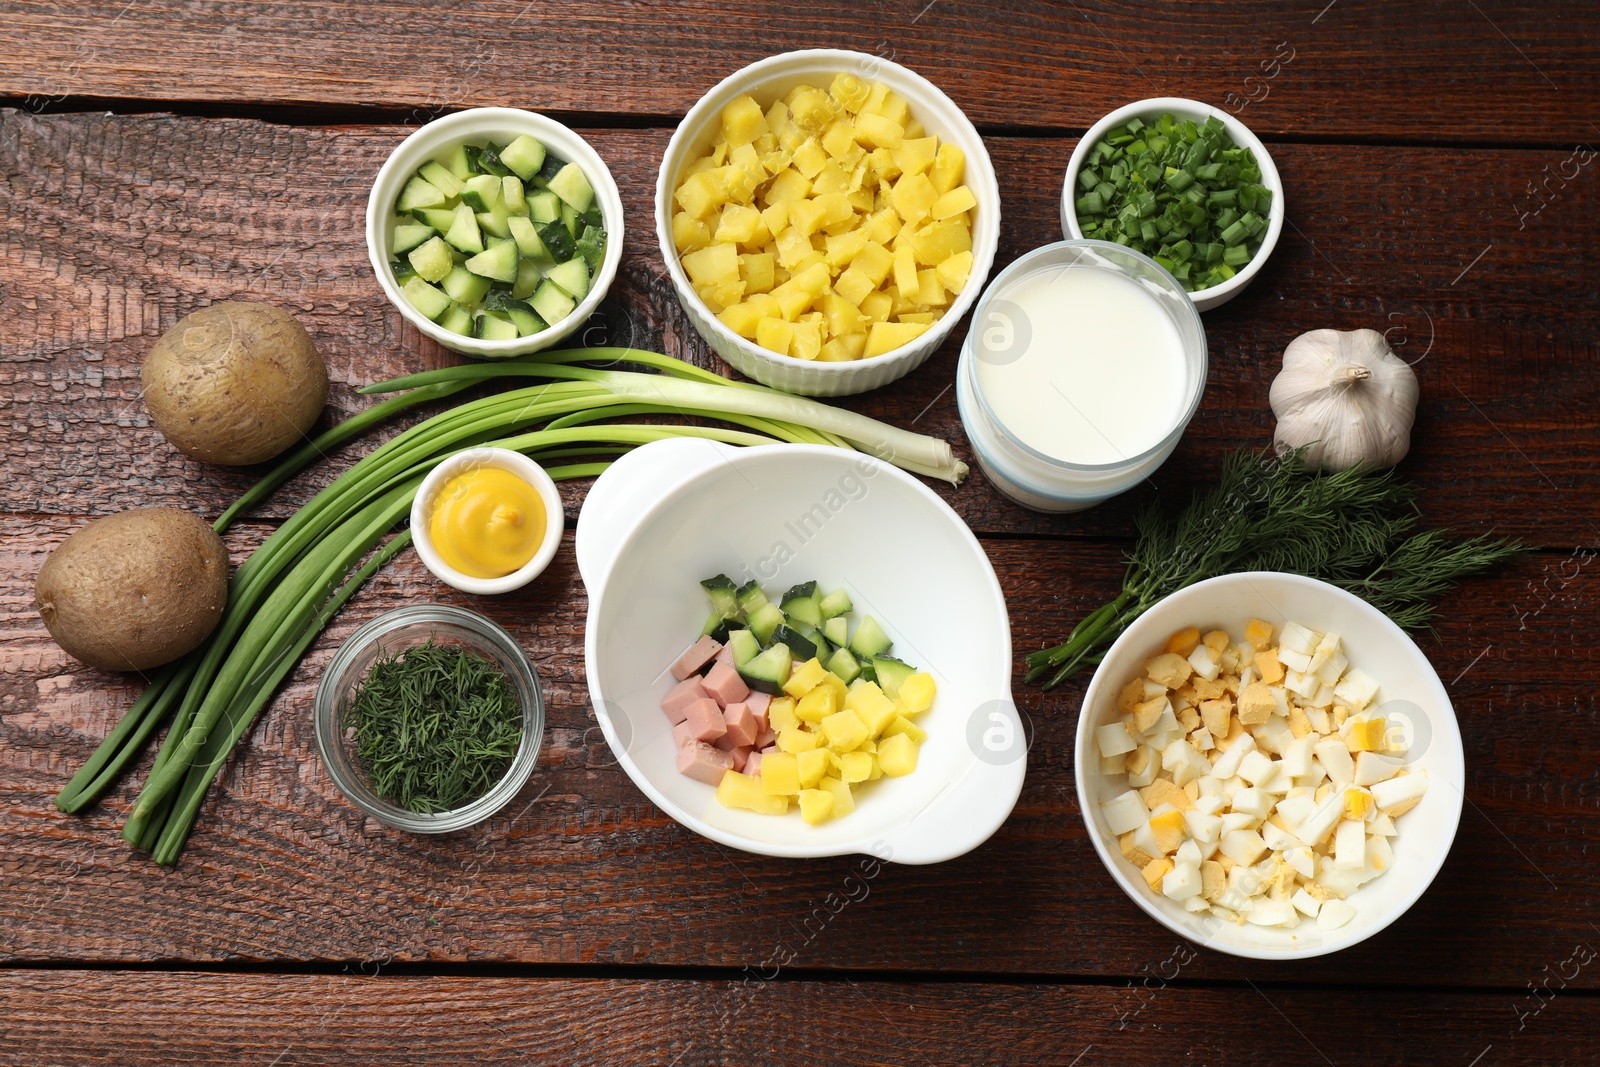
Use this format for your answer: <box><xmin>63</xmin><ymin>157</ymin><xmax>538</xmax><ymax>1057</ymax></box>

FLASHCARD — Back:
<box><xmin>1</xmin><ymin>112</ymin><xmax>1596</xmax><ymax>545</ymax></box>
<box><xmin>4</xmin><ymin>969</ymin><xmax>1598</xmax><ymax>1066</ymax></box>
<box><xmin>1</xmin><ymin>2</ymin><xmax>1595</xmax><ymax>145</ymax></box>
<box><xmin>2</xmin><ymin>512</ymin><xmax>1590</xmax><ymax>988</ymax></box>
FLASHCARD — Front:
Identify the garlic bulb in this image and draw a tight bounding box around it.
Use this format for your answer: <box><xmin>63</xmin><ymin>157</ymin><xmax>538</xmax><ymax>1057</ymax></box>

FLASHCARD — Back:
<box><xmin>1270</xmin><ymin>328</ymin><xmax>1419</xmax><ymax>471</ymax></box>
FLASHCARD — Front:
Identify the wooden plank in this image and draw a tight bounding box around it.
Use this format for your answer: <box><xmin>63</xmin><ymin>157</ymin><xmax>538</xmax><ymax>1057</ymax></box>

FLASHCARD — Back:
<box><xmin>1</xmin><ymin>112</ymin><xmax>1596</xmax><ymax>545</ymax></box>
<box><xmin>3</xmin><ymin>969</ymin><xmax>1598</xmax><ymax>1065</ymax></box>
<box><xmin>1</xmin><ymin>514</ymin><xmax>1588</xmax><ymax>986</ymax></box>
<box><xmin>1</xmin><ymin>2</ymin><xmax>1596</xmax><ymax>144</ymax></box>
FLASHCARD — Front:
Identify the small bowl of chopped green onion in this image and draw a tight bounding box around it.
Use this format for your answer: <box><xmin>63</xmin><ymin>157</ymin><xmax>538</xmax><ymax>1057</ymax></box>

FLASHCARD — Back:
<box><xmin>314</xmin><ymin>604</ymin><xmax>545</xmax><ymax>833</ymax></box>
<box><xmin>1061</xmin><ymin>98</ymin><xmax>1284</xmax><ymax>312</ymax></box>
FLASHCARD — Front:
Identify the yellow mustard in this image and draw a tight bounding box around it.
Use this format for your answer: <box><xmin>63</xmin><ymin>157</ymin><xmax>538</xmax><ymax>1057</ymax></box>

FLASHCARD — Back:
<box><xmin>428</xmin><ymin>467</ymin><xmax>546</xmax><ymax>579</ymax></box>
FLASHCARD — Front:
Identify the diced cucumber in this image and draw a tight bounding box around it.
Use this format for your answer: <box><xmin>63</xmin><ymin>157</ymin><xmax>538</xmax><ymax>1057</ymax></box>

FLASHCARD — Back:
<box><xmin>823</xmin><ymin>616</ymin><xmax>849</xmax><ymax>647</ymax></box>
<box><xmin>826</xmin><ymin>647</ymin><xmax>862</xmax><ymax>684</ymax></box>
<box><xmin>390</xmin><ymin>259</ymin><xmax>417</xmax><ymax>286</ymax></box>
<box><xmin>770</xmin><ymin>624</ymin><xmax>820</xmax><ymax>662</ymax></box>
<box><xmin>507</xmin><ymin>216</ymin><xmax>549</xmax><ymax>259</ymax></box>
<box><xmin>748</xmin><ymin>602</ymin><xmax>786</xmax><ymax>645</ymax></box>
<box><xmin>529</xmin><ymin>280</ymin><xmax>576</xmax><ymax>325</ymax></box>
<box><xmin>548</xmin><ymin>161</ymin><xmax>596</xmax><ymax>212</ymax></box>
<box><xmin>538</xmin><ymin>221</ymin><xmax>576</xmax><ymax>261</ymax></box>
<box><xmin>443</xmin><ymin>204</ymin><xmax>484</xmax><ymax>254</ymax></box>
<box><xmin>726</xmin><ymin>629</ymin><xmax>761</xmax><ymax>667</ymax></box>
<box><xmin>417</xmin><ymin>161</ymin><xmax>464</xmax><ymax>199</ymax></box>
<box><xmin>476</xmin><ymin>311</ymin><xmax>520</xmax><ymax>341</ymax></box>
<box><xmin>392</xmin><ymin>222</ymin><xmax>436</xmax><ymax>255</ymax></box>
<box><xmin>441</xmin><ymin>265</ymin><xmax>491</xmax><ymax>306</ymax></box>
<box><xmin>438</xmin><ymin>302</ymin><xmax>475</xmax><ymax>336</ymax></box>
<box><xmin>526</xmin><ymin>190</ymin><xmax>561</xmax><ymax>224</ymax></box>
<box><xmin>736</xmin><ymin>580</ymin><xmax>769</xmax><ymax>615</ymax></box>
<box><xmin>575</xmin><ymin>225</ymin><xmax>607</xmax><ymax>273</ymax></box>
<box><xmin>498</xmin><ymin>134</ymin><xmax>548</xmax><ymax>181</ymax></box>
<box><xmin>502</xmin><ymin>175</ymin><xmax>527</xmax><ymax>214</ymax></box>
<box><xmin>794</xmin><ymin>620</ymin><xmax>832</xmax><ymax>660</ymax></box>
<box><xmin>780</xmin><ymin>581</ymin><xmax>823</xmax><ymax>628</ymax></box>
<box><xmin>545</xmin><ymin>257</ymin><xmax>589</xmax><ymax>300</ymax></box>
<box><xmin>538</xmin><ymin>153</ymin><xmax>565</xmax><ymax>182</ymax></box>
<box><xmin>411</xmin><ymin>206</ymin><xmax>457</xmax><ymax>232</ymax></box>
<box><xmin>701</xmin><ymin>574</ymin><xmax>741</xmax><ymax>618</ymax></box>
<box><xmin>459</xmin><ymin>174</ymin><xmax>502</xmax><ymax>213</ymax></box>
<box><xmin>476</xmin><ymin>207</ymin><xmax>512</xmax><ymax>239</ymax></box>
<box><xmin>700</xmin><ymin>610</ymin><xmax>736</xmax><ymax>643</ymax></box>
<box><xmin>820</xmin><ymin>588</ymin><xmax>853</xmax><ymax>619</ymax></box>
<box><xmin>475</xmin><ymin>143</ymin><xmax>512</xmax><ymax>177</ymax></box>
<box><xmin>561</xmin><ymin>202</ymin><xmax>579</xmax><ymax>238</ymax></box>
<box><xmin>442</xmin><ymin>143</ymin><xmax>475</xmax><ymax>180</ymax></box>
<box><xmin>871</xmin><ymin>656</ymin><xmax>916</xmax><ymax>699</ymax></box>
<box><xmin>464</xmin><ymin>238</ymin><xmax>521</xmax><ymax>283</ymax></box>
<box><xmin>396</xmin><ymin>175</ymin><xmax>446</xmax><ymax>212</ymax></box>
<box><xmin>848</xmin><ymin>615</ymin><xmax>893</xmax><ymax>659</ymax></box>
<box><xmin>579</xmin><ymin>207</ymin><xmax>604</xmax><ymax>231</ymax></box>
<box><xmin>856</xmin><ymin>659</ymin><xmax>877</xmax><ymax>684</ymax></box>
<box><xmin>406</xmin><ymin>235</ymin><xmax>454</xmax><ymax>283</ymax></box>
<box><xmin>502</xmin><ymin>301</ymin><xmax>547</xmax><ymax>336</ymax></box>
<box><xmin>738</xmin><ymin>643</ymin><xmax>793</xmax><ymax>696</ymax></box>
<box><xmin>511</xmin><ymin>258</ymin><xmax>544</xmax><ymax>300</ymax></box>
<box><xmin>401</xmin><ymin>276</ymin><xmax>452</xmax><ymax>320</ymax></box>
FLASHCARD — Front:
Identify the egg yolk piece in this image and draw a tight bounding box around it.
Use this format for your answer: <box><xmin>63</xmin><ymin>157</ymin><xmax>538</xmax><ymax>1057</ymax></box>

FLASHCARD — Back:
<box><xmin>428</xmin><ymin>467</ymin><xmax>546</xmax><ymax>579</ymax></box>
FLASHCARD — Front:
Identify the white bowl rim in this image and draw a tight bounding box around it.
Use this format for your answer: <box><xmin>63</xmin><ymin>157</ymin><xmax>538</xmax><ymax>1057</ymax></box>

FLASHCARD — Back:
<box><xmin>410</xmin><ymin>446</ymin><xmax>566</xmax><ymax>595</ymax></box>
<box><xmin>582</xmin><ymin>440</ymin><xmax>1022</xmax><ymax>863</ymax></box>
<box><xmin>1073</xmin><ymin>570</ymin><xmax>1464</xmax><ymax>959</ymax></box>
<box><xmin>1060</xmin><ymin>96</ymin><xmax>1285</xmax><ymax>308</ymax></box>
<box><xmin>366</xmin><ymin>106</ymin><xmax>625</xmax><ymax>357</ymax></box>
<box><xmin>653</xmin><ymin>48</ymin><xmax>1002</xmax><ymax>375</ymax></box>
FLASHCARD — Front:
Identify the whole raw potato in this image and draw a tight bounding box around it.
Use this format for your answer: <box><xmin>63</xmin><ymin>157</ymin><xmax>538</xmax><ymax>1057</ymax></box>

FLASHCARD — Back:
<box><xmin>143</xmin><ymin>302</ymin><xmax>328</xmax><ymax>465</ymax></box>
<box><xmin>35</xmin><ymin>508</ymin><xmax>230</xmax><ymax>672</ymax></box>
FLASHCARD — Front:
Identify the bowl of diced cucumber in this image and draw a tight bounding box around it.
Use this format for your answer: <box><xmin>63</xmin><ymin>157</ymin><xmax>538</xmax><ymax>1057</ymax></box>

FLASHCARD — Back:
<box><xmin>367</xmin><ymin>107</ymin><xmax>624</xmax><ymax>358</ymax></box>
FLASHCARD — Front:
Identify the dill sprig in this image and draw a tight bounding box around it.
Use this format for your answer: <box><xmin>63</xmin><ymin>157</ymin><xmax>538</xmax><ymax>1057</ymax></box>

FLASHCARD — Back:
<box><xmin>1024</xmin><ymin>448</ymin><xmax>1528</xmax><ymax>690</ymax></box>
<box><xmin>345</xmin><ymin>641</ymin><xmax>523</xmax><ymax>812</ymax></box>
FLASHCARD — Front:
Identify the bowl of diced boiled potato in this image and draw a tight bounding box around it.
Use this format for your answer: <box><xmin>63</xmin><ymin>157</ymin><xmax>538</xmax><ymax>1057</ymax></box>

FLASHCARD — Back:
<box><xmin>1075</xmin><ymin>571</ymin><xmax>1465</xmax><ymax>959</ymax></box>
<box><xmin>655</xmin><ymin>49</ymin><xmax>1001</xmax><ymax>396</ymax></box>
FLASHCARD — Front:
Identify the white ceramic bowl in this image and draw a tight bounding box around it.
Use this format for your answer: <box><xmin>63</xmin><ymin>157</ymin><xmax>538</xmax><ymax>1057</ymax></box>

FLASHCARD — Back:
<box><xmin>1075</xmin><ymin>572</ymin><xmax>1464</xmax><ymax>959</ymax></box>
<box><xmin>1060</xmin><ymin>97</ymin><xmax>1284</xmax><ymax>312</ymax></box>
<box><xmin>411</xmin><ymin>447</ymin><xmax>565</xmax><ymax>595</ymax></box>
<box><xmin>577</xmin><ymin>437</ymin><xmax>1023</xmax><ymax>863</ymax></box>
<box><xmin>367</xmin><ymin>107</ymin><xmax>625</xmax><ymax>359</ymax></box>
<box><xmin>655</xmin><ymin>49</ymin><xmax>1002</xmax><ymax>396</ymax></box>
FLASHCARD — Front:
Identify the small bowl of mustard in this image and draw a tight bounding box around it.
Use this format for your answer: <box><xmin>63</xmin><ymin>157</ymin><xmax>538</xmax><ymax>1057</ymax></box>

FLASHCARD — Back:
<box><xmin>412</xmin><ymin>447</ymin><xmax>564</xmax><ymax>595</ymax></box>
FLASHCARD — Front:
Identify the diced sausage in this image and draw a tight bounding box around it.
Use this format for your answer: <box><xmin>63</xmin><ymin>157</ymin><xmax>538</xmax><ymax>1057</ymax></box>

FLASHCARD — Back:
<box><xmin>683</xmin><ymin>696</ymin><xmax>727</xmax><ymax>743</ymax></box>
<box><xmin>671</xmin><ymin>720</ymin><xmax>696</xmax><ymax>749</ymax></box>
<box><xmin>677</xmin><ymin>741</ymin><xmax>736</xmax><ymax>785</ymax></box>
<box><xmin>671</xmin><ymin>635</ymin><xmax>724</xmax><ymax>681</ymax></box>
<box><xmin>743</xmin><ymin>750</ymin><xmax>763</xmax><ymax>777</ymax></box>
<box><xmin>661</xmin><ymin>676</ymin><xmax>708</xmax><ymax>723</ymax></box>
<box><xmin>723</xmin><ymin>701</ymin><xmax>759</xmax><ymax>748</ymax></box>
<box><xmin>702</xmin><ymin>660</ymin><xmax>750</xmax><ymax>708</ymax></box>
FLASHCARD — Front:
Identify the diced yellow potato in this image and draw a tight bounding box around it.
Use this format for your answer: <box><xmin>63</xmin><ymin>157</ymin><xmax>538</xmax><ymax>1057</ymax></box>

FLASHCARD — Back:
<box><xmin>866</xmin><ymin>147</ymin><xmax>902</xmax><ymax>183</ymax></box>
<box><xmin>765</xmin><ymin>99</ymin><xmax>791</xmax><ymax>134</ymax></box>
<box><xmin>774</xmin><ymin>226</ymin><xmax>818</xmax><ymax>272</ymax></box>
<box><xmin>768</xmin><ymin>168</ymin><xmax>813</xmax><ymax>204</ymax></box>
<box><xmin>798</xmin><ymin>787</ymin><xmax>835</xmax><ymax>825</ymax></box>
<box><xmin>934</xmin><ymin>250</ymin><xmax>973</xmax><ymax>295</ymax></box>
<box><xmin>820</xmin><ymin>709</ymin><xmax>870</xmax><ymax>752</ymax></box>
<box><xmin>714</xmin><ymin>204</ymin><xmax>763</xmax><ymax>245</ymax></box>
<box><xmin>790</xmin><ymin>319</ymin><xmax>822</xmax><ymax>360</ymax></box>
<box><xmin>812</xmin><ymin>160</ymin><xmax>854</xmax><ymax>196</ymax></box>
<box><xmin>711</xmin><ymin>142</ymin><xmax>729</xmax><ymax>166</ymax></box>
<box><xmin>744</xmin><ymin>292</ymin><xmax>781</xmax><ymax>318</ymax></box>
<box><xmin>832</xmin><ymin>266</ymin><xmax>876</xmax><ymax>307</ymax></box>
<box><xmin>862</xmin><ymin>208</ymin><xmax>900</xmax><ymax>245</ymax></box>
<box><xmin>760</xmin><ymin>201</ymin><xmax>789</xmax><ymax>236</ymax></box>
<box><xmin>818</xmin><ymin>775</ymin><xmax>855</xmax><ymax>817</ymax></box>
<box><xmin>853</xmin><ymin>241</ymin><xmax>894</xmax><ymax>286</ymax></box>
<box><xmin>761</xmin><ymin>752</ymin><xmax>800</xmax><ymax>795</ymax></box>
<box><xmin>882</xmin><ymin>715</ymin><xmax>927</xmax><ymax>744</ymax></box>
<box><xmin>877</xmin><ymin>732</ymin><xmax>919</xmax><ymax>777</ymax></box>
<box><xmin>852</xmin><ymin>110</ymin><xmax>904</xmax><ymax>149</ymax></box>
<box><xmin>675</xmin><ymin>170</ymin><xmax>726</xmax><ymax>217</ymax></box>
<box><xmin>695</xmin><ymin>279</ymin><xmax>744</xmax><ymax>314</ymax></box>
<box><xmin>768</xmin><ymin>695</ymin><xmax>799</xmax><ymax>732</ymax></box>
<box><xmin>729</xmin><ymin>142</ymin><xmax>760</xmax><ymax>169</ymax></box>
<box><xmin>875</xmin><ymin>90</ymin><xmax>911</xmax><ymax>128</ymax></box>
<box><xmin>890</xmin><ymin>172</ymin><xmax>938</xmax><ymax>225</ymax></box>
<box><xmin>789</xmin><ymin>87</ymin><xmax>835</xmax><ymax>131</ymax></box>
<box><xmin>773</xmin><ymin>286</ymin><xmax>813</xmax><ymax>321</ymax></box>
<box><xmin>777</xmin><ymin>727</ymin><xmax>818</xmax><ymax>754</ymax></box>
<box><xmin>904</xmin><ymin>118</ymin><xmax>925</xmax><ymax>139</ymax></box>
<box><xmin>892</xmin><ymin>242</ymin><xmax>919</xmax><ymax>296</ymax></box>
<box><xmin>858</xmin><ymin>290</ymin><xmax>893</xmax><ymax>322</ymax></box>
<box><xmin>673</xmin><ymin>212</ymin><xmax>712</xmax><ymax>254</ymax></box>
<box><xmin>717</xmin><ymin>770</ymin><xmax>791</xmax><ymax>815</ymax></box>
<box><xmin>912</xmin><ymin>218</ymin><xmax>972</xmax><ymax>266</ymax></box>
<box><xmin>898</xmin><ymin>671</ymin><xmax>936</xmax><ymax>714</ymax></box>
<box><xmin>791</xmin><ymin>137</ymin><xmax>828</xmax><ymax>178</ymax></box>
<box><xmin>796</xmin><ymin>747</ymin><xmax>830</xmax><ymax>790</ymax></box>
<box><xmin>819</xmin><ymin>334</ymin><xmax>867</xmax><ymax>362</ymax></box>
<box><xmin>929</xmin><ymin>142</ymin><xmax>965</xmax><ymax>193</ymax></box>
<box><xmin>828</xmin><ymin>72</ymin><xmax>871</xmax><ymax>112</ymax></box>
<box><xmin>862</xmin><ymin>80</ymin><xmax>891</xmax><ymax>114</ymax></box>
<box><xmin>787</xmin><ymin>197</ymin><xmax>826</xmax><ymax>237</ymax></box>
<box><xmin>681</xmin><ymin>242</ymin><xmax>740</xmax><ymax>287</ymax></box>
<box><xmin>916</xmin><ymin>268</ymin><xmax>948</xmax><ymax>308</ymax></box>
<box><xmin>821</xmin><ymin>671</ymin><xmax>850</xmax><ymax>702</ymax></box>
<box><xmin>796</xmin><ymin>684</ymin><xmax>840</xmax><ymax>724</ymax></box>
<box><xmin>837</xmin><ymin>750</ymin><xmax>874</xmax><ymax>783</ymax></box>
<box><xmin>740</xmin><ymin>252</ymin><xmax>775</xmax><ymax>294</ymax></box>
<box><xmin>821</xmin><ymin>119</ymin><xmax>857</xmax><ymax>160</ymax></box>
<box><xmin>755</xmin><ymin>316</ymin><xmax>794</xmax><ymax>356</ymax></box>
<box><xmin>721</xmin><ymin>95</ymin><xmax>769</xmax><ymax>146</ymax></box>
<box><xmin>864</xmin><ymin>320</ymin><xmax>930</xmax><ymax>358</ymax></box>
<box><xmin>819</xmin><ymin>292</ymin><xmax>867</xmax><ymax>337</ymax></box>
<box><xmin>684</xmin><ymin>154</ymin><xmax>718</xmax><ymax>179</ymax></box>
<box><xmin>929</xmin><ymin>184</ymin><xmax>977</xmax><ymax>220</ymax></box>
<box><xmin>783</xmin><ymin>657</ymin><xmax>830</xmax><ymax>698</ymax></box>
<box><xmin>891</xmin><ymin>136</ymin><xmax>938</xmax><ymax>177</ymax></box>
<box><xmin>718</xmin><ymin>301</ymin><xmax>764</xmax><ymax>339</ymax></box>
<box><xmin>812</xmin><ymin>192</ymin><xmax>855</xmax><ymax>230</ymax></box>
<box><xmin>823</xmin><ymin>228</ymin><xmax>868</xmax><ymax>269</ymax></box>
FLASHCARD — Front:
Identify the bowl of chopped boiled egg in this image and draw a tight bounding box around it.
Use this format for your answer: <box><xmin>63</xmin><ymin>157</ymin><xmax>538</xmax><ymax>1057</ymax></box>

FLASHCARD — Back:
<box><xmin>1075</xmin><ymin>571</ymin><xmax>1464</xmax><ymax>959</ymax></box>
<box><xmin>655</xmin><ymin>49</ymin><xmax>1001</xmax><ymax>396</ymax></box>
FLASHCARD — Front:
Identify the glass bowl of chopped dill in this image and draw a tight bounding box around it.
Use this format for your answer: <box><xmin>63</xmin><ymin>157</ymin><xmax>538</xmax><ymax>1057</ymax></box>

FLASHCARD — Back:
<box><xmin>314</xmin><ymin>604</ymin><xmax>544</xmax><ymax>832</ymax></box>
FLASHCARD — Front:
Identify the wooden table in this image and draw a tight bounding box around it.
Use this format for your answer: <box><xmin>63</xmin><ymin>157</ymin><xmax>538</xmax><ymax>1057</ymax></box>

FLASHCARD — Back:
<box><xmin>3</xmin><ymin>3</ymin><xmax>1597</xmax><ymax>1062</ymax></box>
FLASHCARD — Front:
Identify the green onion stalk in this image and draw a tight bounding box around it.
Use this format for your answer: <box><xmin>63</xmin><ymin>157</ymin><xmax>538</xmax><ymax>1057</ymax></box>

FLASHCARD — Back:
<box><xmin>58</xmin><ymin>347</ymin><xmax>968</xmax><ymax>864</ymax></box>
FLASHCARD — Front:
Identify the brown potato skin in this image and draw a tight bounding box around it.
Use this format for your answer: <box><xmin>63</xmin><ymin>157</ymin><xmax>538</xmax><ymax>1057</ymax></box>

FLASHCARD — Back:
<box><xmin>142</xmin><ymin>302</ymin><xmax>328</xmax><ymax>466</ymax></box>
<box><xmin>35</xmin><ymin>508</ymin><xmax>230</xmax><ymax>672</ymax></box>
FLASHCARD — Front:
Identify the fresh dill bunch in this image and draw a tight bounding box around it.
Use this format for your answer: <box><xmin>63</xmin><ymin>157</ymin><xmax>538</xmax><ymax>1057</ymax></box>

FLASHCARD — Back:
<box><xmin>1024</xmin><ymin>448</ymin><xmax>1527</xmax><ymax>690</ymax></box>
<box><xmin>346</xmin><ymin>640</ymin><xmax>523</xmax><ymax>812</ymax></box>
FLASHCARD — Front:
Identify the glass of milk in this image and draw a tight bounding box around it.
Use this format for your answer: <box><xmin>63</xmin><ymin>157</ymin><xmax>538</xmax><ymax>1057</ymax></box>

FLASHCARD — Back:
<box><xmin>956</xmin><ymin>240</ymin><xmax>1207</xmax><ymax>511</ymax></box>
